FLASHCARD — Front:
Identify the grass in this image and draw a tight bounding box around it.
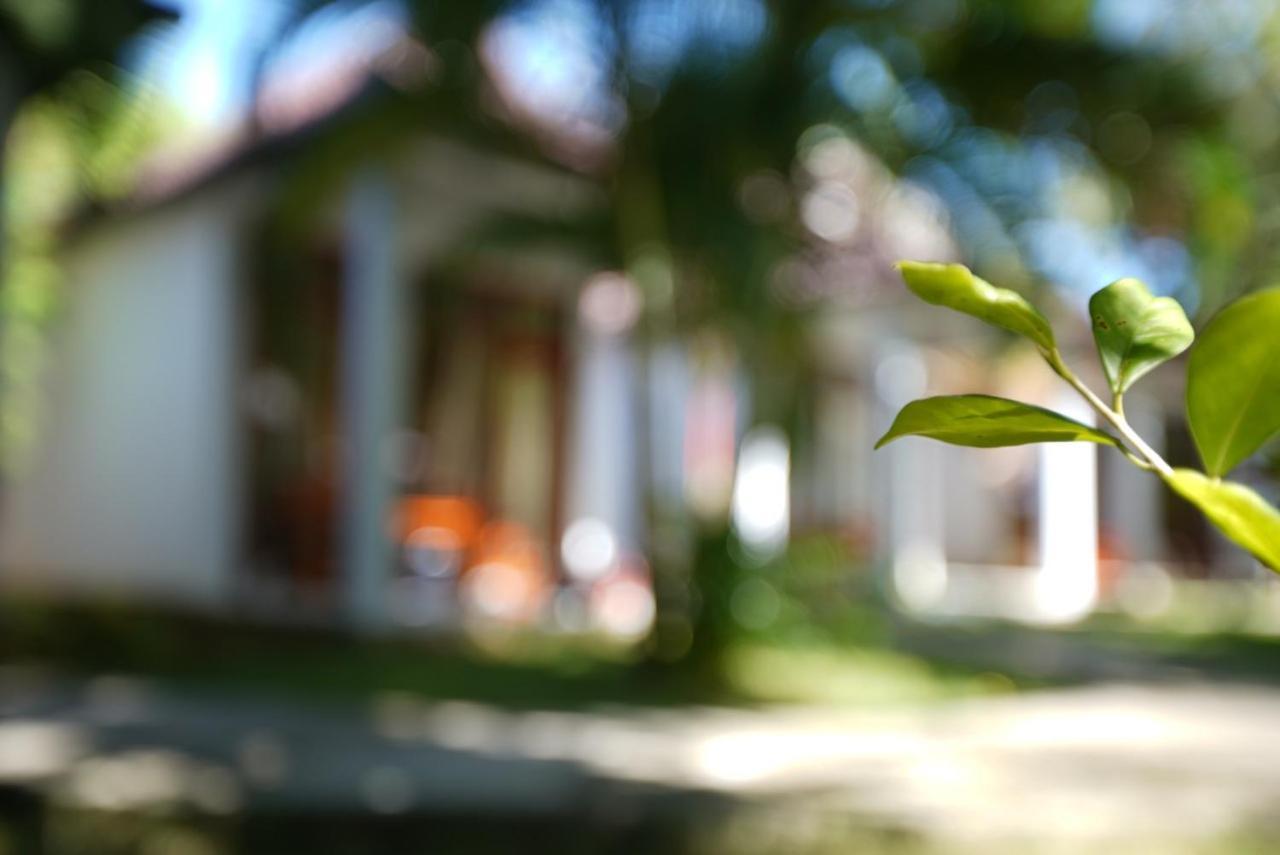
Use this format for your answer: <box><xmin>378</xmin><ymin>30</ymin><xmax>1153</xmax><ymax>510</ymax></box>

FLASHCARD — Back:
<box><xmin>0</xmin><ymin>597</ymin><xmax>1027</xmax><ymax>711</ymax></box>
<box><xmin>723</xmin><ymin>642</ymin><xmax>1019</xmax><ymax>705</ymax></box>
<box><xmin>9</xmin><ymin>589</ymin><xmax>1280</xmax><ymax>715</ymax></box>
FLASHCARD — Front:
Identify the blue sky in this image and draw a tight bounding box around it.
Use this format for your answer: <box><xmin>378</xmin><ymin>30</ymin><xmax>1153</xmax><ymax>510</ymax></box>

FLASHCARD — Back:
<box><xmin>131</xmin><ymin>0</ymin><xmax>289</xmax><ymax>124</ymax></box>
<box><xmin>132</xmin><ymin>0</ymin><xmax>407</xmax><ymax>126</ymax></box>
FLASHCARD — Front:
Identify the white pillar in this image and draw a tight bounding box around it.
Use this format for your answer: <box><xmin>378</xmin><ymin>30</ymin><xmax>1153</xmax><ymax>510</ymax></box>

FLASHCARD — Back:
<box><xmin>1103</xmin><ymin>394</ymin><xmax>1166</xmax><ymax>561</ymax></box>
<box><xmin>339</xmin><ymin>167</ymin><xmax>404</xmax><ymax>631</ymax></box>
<box><xmin>1034</xmin><ymin>390</ymin><xmax>1098</xmax><ymax>622</ymax></box>
<box><xmin>874</xmin><ymin>342</ymin><xmax>946</xmax><ymax>611</ymax></box>
<box><xmin>646</xmin><ymin>342</ymin><xmax>688</xmax><ymax>508</ymax></box>
<box><xmin>562</xmin><ymin>323</ymin><xmax>640</xmax><ymax>579</ymax></box>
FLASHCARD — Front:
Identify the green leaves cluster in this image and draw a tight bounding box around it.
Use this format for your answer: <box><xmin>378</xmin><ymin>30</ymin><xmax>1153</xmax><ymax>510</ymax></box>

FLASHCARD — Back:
<box><xmin>875</xmin><ymin>395</ymin><xmax>1118</xmax><ymax>450</ymax></box>
<box><xmin>878</xmin><ymin>261</ymin><xmax>1280</xmax><ymax>571</ymax></box>
<box><xmin>1185</xmin><ymin>289</ymin><xmax>1280</xmax><ymax>478</ymax></box>
<box><xmin>1088</xmin><ymin>278</ymin><xmax>1194</xmax><ymax>396</ymax></box>
<box><xmin>898</xmin><ymin>263</ymin><xmax>1057</xmax><ymax>353</ymax></box>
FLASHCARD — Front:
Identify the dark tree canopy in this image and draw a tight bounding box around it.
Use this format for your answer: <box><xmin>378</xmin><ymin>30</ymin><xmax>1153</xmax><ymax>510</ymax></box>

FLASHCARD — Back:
<box><xmin>0</xmin><ymin>0</ymin><xmax>170</xmax><ymax>96</ymax></box>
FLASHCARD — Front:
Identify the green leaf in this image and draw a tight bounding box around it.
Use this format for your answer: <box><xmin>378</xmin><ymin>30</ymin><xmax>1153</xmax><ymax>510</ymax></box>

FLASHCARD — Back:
<box><xmin>875</xmin><ymin>395</ymin><xmax>1119</xmax><ymax>450</ymax></box>
<box><xmin>1088</xmin><ymin>278</ymin><xmax>1193</xmax><ymax>396</ymax></box>
<box><xmin>1162</xmin><ymin>469</ymin><xmax>1280</xmax><ymax>571</ymax></box>
<box><xmin>1186</xmin><ymin>288</ymin><xmax>1280</xmax><ymax>476</ymax></box>
<box><xmin>896</xmin><ymin>261</ymin><xmax>1056</xmax><ymax>352</ymax></box>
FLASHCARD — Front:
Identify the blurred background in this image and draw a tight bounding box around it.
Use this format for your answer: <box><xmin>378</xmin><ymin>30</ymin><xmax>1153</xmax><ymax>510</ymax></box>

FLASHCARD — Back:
<box><xmin>1</xmin><ymin>0</ymin><xmax>1279</xmax><ymax>851</ymax></box>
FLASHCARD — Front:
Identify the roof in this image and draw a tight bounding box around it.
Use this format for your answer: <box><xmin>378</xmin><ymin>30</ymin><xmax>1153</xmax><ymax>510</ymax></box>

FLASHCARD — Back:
<box><xmin>72</xmin><ymin>31</ymin><xmax>601</xmax><ymax>230</ymax></box>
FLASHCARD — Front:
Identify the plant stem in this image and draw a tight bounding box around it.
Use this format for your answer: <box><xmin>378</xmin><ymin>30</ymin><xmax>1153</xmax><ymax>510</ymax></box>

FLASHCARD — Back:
<box><xmin>1118</xmin><ymin>446</ymin><xmax>1155</xmax><ymax>471</ymax></box>
<box><xmin>1042</xmin><ymin>349</ymin><xmax>1174</xmax><ymax>478</ymax></box>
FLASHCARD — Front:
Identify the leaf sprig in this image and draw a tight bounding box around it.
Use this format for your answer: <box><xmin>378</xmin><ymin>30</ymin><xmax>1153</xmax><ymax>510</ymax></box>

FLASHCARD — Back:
<box><xmin>877</xmin><ymin>261</ymin><xmax>1280</xmax><ymax>570</ymax></box>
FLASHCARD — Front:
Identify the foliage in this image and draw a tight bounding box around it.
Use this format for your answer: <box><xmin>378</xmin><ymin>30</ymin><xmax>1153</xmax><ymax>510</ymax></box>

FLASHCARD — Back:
<box><xmin>0</xmin><ymin>1</ymin><xmax>172</xmax><ymax>471</ymax></box>
<box><xmin>0</xmin><ymin>0</ymin><xmax>168</xmax><ymax>97</ymax></box>
<box><xmin>876</xmin><ymin>395</ymin><xmax>1118</xmax><ymax>450</ymax></box>
<box><xmin>898</xmin><ymin>263</ymin><xmax>1056</xmax><ymax>352</ymax></box>
<box><xmin>1088</xmin><ymin>278</ymin><xmax>1194</xmax><ymax>396</ymax></box>
<box><xmin>1162</xmin><ymin>470</ymin><xmax>1280</xmax><ymax>569</ymax></box>
<box><xmin>1</xmin><ymin>75</ymin><xmax>178</xmax><ymax>467</ymax></box>
<box><xmin>878</xmin><ymin>261</ymin><xmax>1280</xmax><ymax>570</ymax></box>
<box><xmin>1185</xmin><ymin>289</ymin><xmax>1280</xmax><ymax>477</ymax></box>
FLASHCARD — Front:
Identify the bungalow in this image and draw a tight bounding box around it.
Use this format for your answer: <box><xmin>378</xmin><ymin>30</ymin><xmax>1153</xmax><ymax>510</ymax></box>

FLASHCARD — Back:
<box><xmin>0</xmin><ymin>60</ymin><xmax>1237</xmax><ymax>634</ymax></box>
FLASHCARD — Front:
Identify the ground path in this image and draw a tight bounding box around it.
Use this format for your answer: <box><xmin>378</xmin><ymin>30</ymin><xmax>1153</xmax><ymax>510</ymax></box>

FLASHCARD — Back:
<box><xmin>3</xmin><ymin>669</ymin><xmax>1280</xmax><ymax>849</ymax></box>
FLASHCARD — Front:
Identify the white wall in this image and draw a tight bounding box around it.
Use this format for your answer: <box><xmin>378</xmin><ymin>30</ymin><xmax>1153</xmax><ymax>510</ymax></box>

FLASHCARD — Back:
<box><xmin>0</xmin><ymin>183</ymin><xmax>250</xmax><ymax>609</ymax></box>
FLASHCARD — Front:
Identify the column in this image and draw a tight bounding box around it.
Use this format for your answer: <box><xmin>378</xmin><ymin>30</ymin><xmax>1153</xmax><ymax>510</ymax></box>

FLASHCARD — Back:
<box><xmin>339</xmin><ymin>167</ymin><xmax>405</xmax><ymax>631</ymax></box>
<box><xmin>1034</xmin><ymin>389</ymin><xmax>1099</xmax><ymax>622</ymax></box>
